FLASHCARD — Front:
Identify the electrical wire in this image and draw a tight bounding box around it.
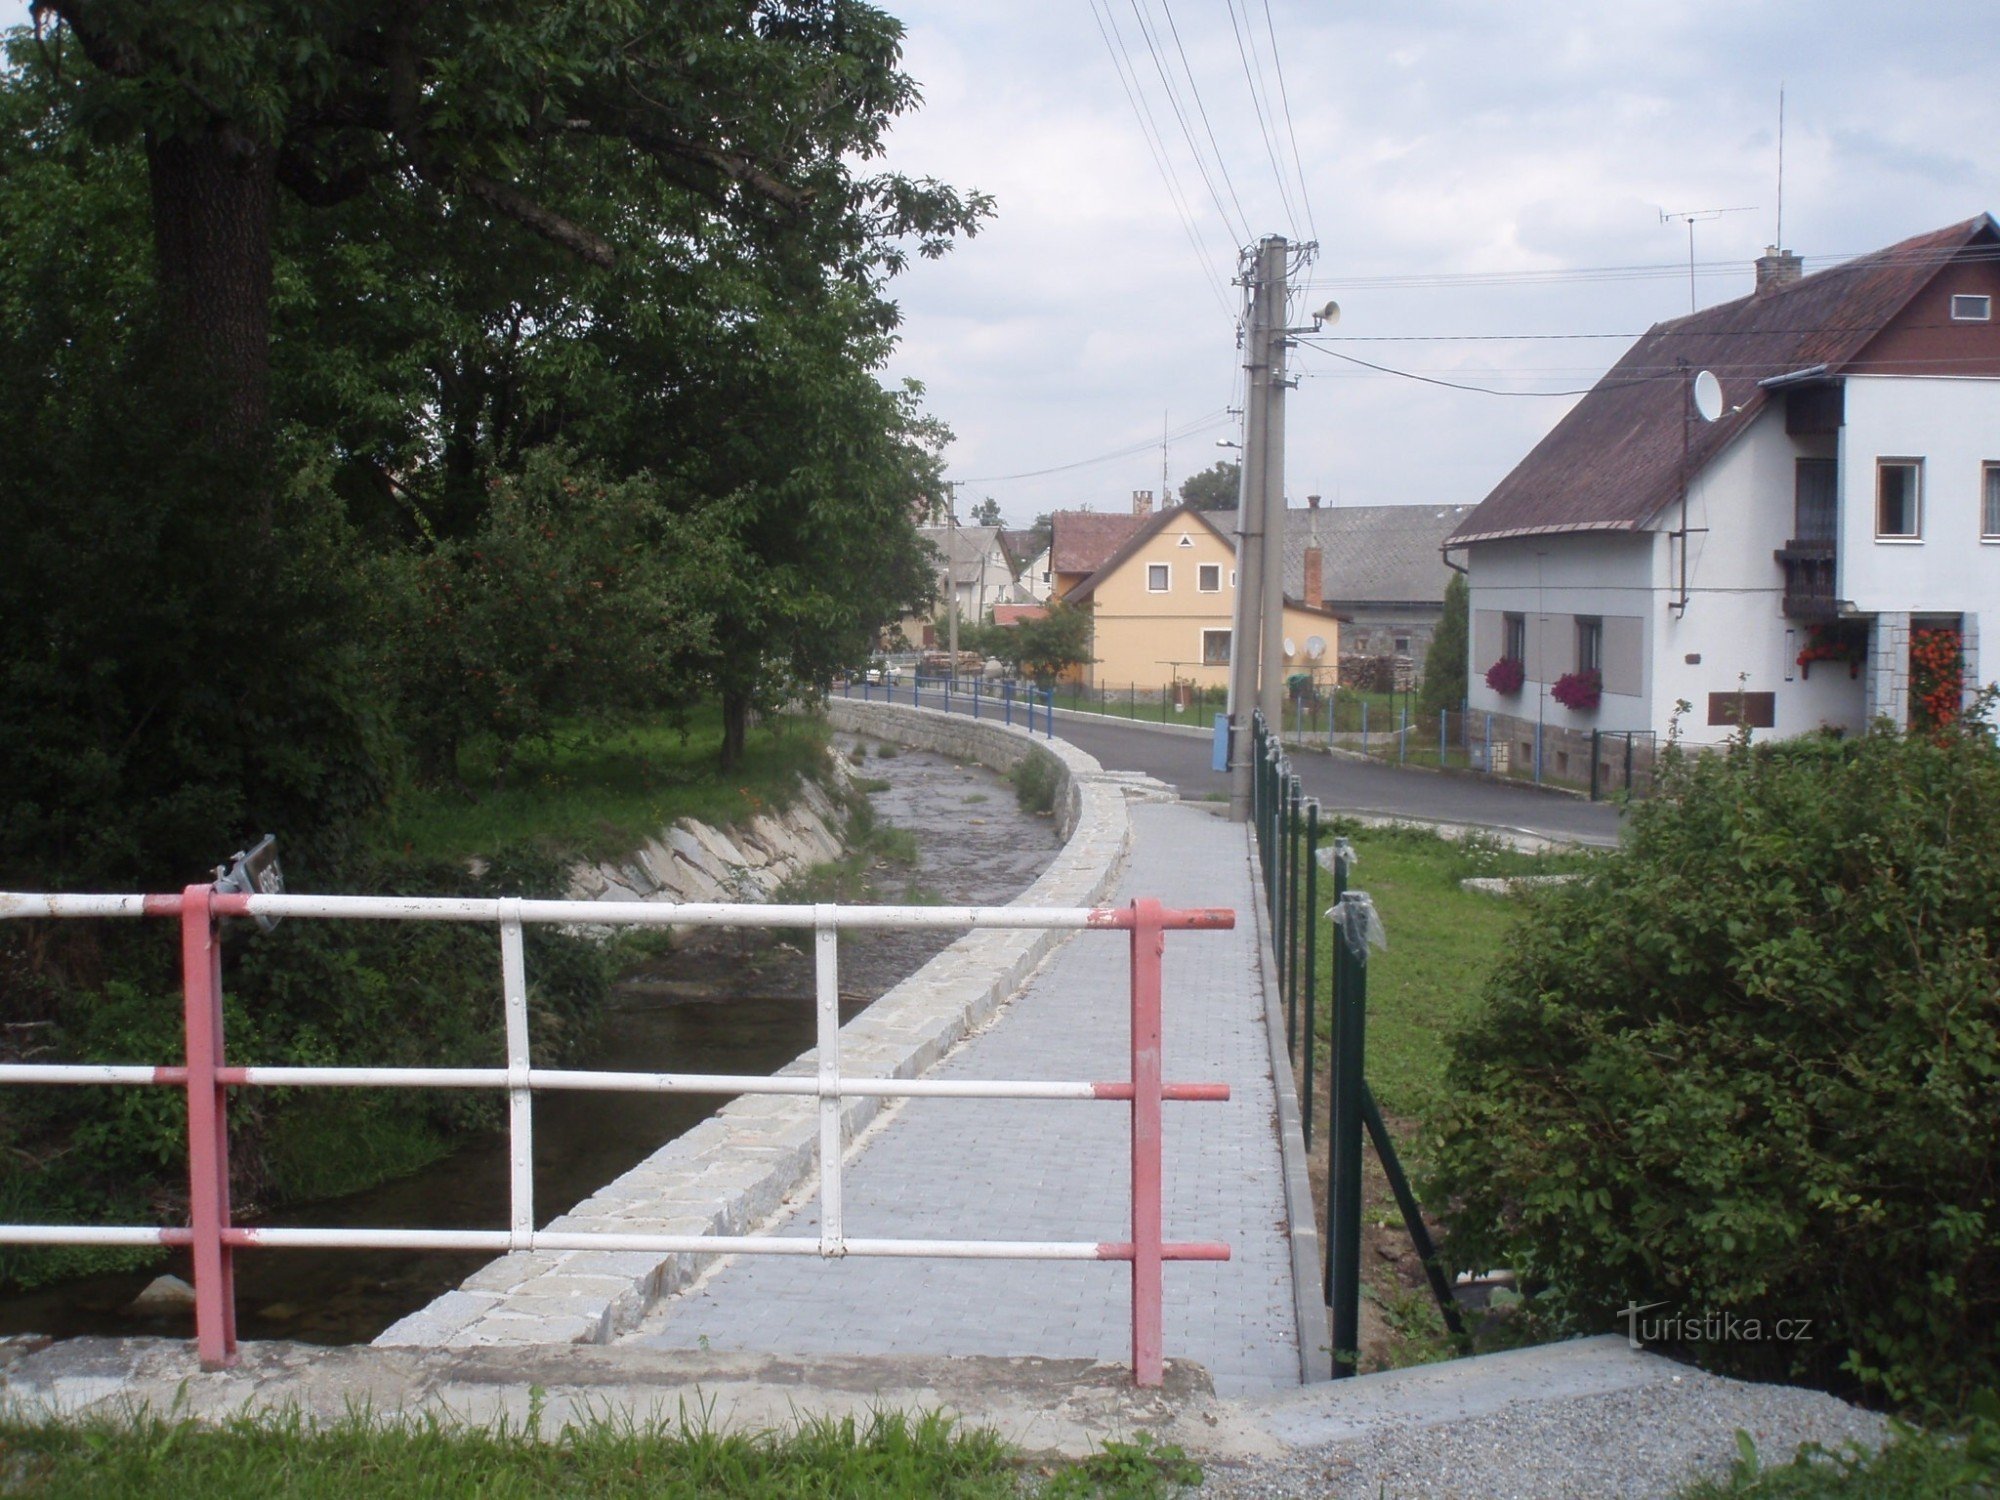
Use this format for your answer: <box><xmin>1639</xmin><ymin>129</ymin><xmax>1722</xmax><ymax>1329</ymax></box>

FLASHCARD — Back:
<box><xmin>1086</xmin><ymin>0</ymin><xmax>1236</xmax><ymax>321</ymax></box>
<box><xmin>1157</xmin><ymin>0</ymin><xmax>1253</xmax><ymax>244</ymax></box>
<box><xmin>954</xmin><ymin>410</ymin><xmax>1233</xmax><ymax>484</ymax></box>
<box><xmin>1222</xmin><ymin>0</ymin><xmax>1301</xmax><ymax>240</ymax></box>
<box><xmin>1258</xmin><ymin>0</ymin><xmax>1318</xmax><ymax>246</ymax></box>
<box><xmin>1299</xmin><ymin>240</ymin><xmax>2000</xmax><ymax>292</ymax></box>
<box><xmin>1293</xmin><ymin>339</ymin><xmax>1648</xmax><ymax>396</ymax></box>
<box><xmin>1125</xmin><ymin>0</ymin><xmax>1249</xmax><ymax>247</ymax></box>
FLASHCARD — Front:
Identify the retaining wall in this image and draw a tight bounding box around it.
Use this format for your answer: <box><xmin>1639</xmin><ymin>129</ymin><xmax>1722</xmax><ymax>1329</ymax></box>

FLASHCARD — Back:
<box><xmin>377</xmin><ymin>702</ymin><xmax>1149</xmax><ymax>1348</ymax></box>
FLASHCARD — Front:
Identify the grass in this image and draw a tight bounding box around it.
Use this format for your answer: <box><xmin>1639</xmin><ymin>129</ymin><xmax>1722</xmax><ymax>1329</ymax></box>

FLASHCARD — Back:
<box><xmin>1307</xmin><ymin>820</ymin><xmax>1598</xmax><ymax>1117</ymax></box>
<box><xmin>0</xmin><ymin>1407</ymin><xmax>1205</xmax><ymax>1497</ymax></box>
<box><xmin>1674</xmin><ymin>1407</ymin><xmax>2000</xmax><ymax>1498</ymax></box>
<box><xmin>1282</xmin><ymin>819</ymin><xmax>1600</xmax><ymax>1372</ymax></box>
<box><xmin>372</xmin><ymin>707</ymin><xmax>832</xmax><ymax>865</ymax></box>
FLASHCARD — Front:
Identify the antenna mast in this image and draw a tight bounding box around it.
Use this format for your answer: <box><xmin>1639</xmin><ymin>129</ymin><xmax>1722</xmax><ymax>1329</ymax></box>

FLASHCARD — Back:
<box><xmin>1775</xmin><ymin>85</ymin><xmax>1786</xmax><ymax>250</ymax></box>
<box><xmin>1659</xmin><ymin>205</ymin><xmax>1758</xmax><ymax>314</ymax></box>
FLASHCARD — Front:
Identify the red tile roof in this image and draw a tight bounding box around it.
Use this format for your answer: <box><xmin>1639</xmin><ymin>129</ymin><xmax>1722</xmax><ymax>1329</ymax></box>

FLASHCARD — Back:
<box><xmin>1050</xmin><ymin>510</ymin><xmax>1148</xmax><ymax>576</ymax></box>
<box><xmin>1448</xmin><ymin>215</ymin><xmax>2000</xmax><ymax>547</ymax></box>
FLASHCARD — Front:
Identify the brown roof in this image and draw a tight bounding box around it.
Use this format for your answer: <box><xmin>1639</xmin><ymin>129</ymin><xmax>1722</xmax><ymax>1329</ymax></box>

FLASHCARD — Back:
<box><xmin>1062</xmin><ymin>504</ymin><xmax>1229</xmax><ymax>604</ymax></box>
<box><xmin>1050</xmin><ymin>510</ymin><xmax>1148</xmax><ymax>576</ymax></box>
<box><xmin>1448</xmin><ymin>215</ymin><xmax>2000</xmax><ymax>547</ymax></box>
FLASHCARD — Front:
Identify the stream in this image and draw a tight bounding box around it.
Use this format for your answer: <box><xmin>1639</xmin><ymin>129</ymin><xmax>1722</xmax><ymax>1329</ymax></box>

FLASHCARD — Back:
<box><xmin>0</xmin><ymin>734</ymin><xmax>1061</xmax><ymax>1346</ymax></box>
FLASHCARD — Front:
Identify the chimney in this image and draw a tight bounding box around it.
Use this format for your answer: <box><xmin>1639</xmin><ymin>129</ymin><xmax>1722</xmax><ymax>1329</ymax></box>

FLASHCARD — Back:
<box><xmin>1132</xmin><ymin>489</ymin><xmax>1153</xmax><ymax>517</ymax></box>
<box><xmin>1754</xmin><ymin>246</ymin><xmax>1803</xmax><ymax>296</ymax></box>
<box><xmin>1302</xmin><ymin>492</ymin><xmax>1324</xmax><ymax>607</ymax></box>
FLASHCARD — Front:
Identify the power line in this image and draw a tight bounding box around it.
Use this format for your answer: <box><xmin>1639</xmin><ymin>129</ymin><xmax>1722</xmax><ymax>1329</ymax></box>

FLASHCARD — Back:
<box><xmin>1258</xmin><ymin>0</ymin><xmax>1317</xmax><ymax>246</ymax></box>
<box><xmin>1086</xmin><ymin>0</ymin><xmax>1235</xmax><ymax>320</ymax></box>
<box><xmin>1293</xmin><ymin>340</ymin><xmax>1644</xmax><ymax>397</ymax></box>
<box><xmin>1300</xmin><ymin>241</ymin><xmax>2000</xmax><ymax>292</ymax></box>
<box><xmin>1156</xmin><ymin>0</ymin><xmax>1253</xmax><ymax>245</ymax></box>
<box><xmin>954</xmin><ymin>411</ymin><xmax>1234</xmax><ymax>484</ymax></box>
<box><xmin>1222</xmin><ymin>0</ymin><xmax>1301</xmax><ymax>239</ymax></box>
<box><xmin>1124</xmin><ymin>0</ymin><xmax>1249</xmax><ymax>247</ymax></box>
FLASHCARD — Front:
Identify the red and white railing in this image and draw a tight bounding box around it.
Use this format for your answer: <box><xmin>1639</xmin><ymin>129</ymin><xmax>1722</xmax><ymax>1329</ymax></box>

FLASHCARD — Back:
<box><xmin>0</xmin><ymin>888</ymin><xmax>1233</xmax><ymax>1385</ymax></box>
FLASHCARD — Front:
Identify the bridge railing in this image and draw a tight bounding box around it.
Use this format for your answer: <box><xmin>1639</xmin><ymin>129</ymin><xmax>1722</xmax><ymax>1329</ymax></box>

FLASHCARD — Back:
<box><xmin>0</xmin><ymin>889</ymin><xmax>1233</xmax><ymax>1386</ymax></box>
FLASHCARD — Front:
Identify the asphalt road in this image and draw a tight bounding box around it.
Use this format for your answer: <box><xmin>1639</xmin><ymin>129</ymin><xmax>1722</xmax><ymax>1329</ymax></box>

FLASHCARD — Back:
<box><xmin>877</xmin><ymin>687</ymin><xmax>1627</xmax><ymax>847</ymax></box>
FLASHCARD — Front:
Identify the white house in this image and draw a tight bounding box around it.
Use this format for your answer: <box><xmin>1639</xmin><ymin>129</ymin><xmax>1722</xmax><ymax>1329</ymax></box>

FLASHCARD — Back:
<box><xmin>1447</xmin><ymin>214</ymin><xmax>2000</xmax><ymax>773</ymax></box>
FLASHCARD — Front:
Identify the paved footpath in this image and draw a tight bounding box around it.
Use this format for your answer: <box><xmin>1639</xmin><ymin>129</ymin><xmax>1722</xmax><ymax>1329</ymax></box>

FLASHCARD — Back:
<box><xmin>620</xmin><ymin>799</ymin><xmax>1301</xmax><ymax>1396</ymax></box>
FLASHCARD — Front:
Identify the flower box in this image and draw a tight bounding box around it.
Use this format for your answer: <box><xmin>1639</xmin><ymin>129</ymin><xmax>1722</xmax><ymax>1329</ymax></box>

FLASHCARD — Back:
<box><xmin>1485</xmin><ymin>656</ymin><xmax>1525</xmax><ymax>695</ymax></box>
<box><xmin>1550</xmin><ymin>669</ymin><xmax>1601</xmax><ymax>712</ymax></box>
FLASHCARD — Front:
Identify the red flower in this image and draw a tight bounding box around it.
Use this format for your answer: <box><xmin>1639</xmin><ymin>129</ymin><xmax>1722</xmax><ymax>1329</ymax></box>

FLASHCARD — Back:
<box><xmin>1485</xmin><ymin>657</ymin><xmax>1526</xmax><ymax>694</ymax></box>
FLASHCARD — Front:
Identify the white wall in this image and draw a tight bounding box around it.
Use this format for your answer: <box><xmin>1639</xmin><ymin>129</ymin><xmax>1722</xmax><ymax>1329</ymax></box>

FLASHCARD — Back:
<box><xmin>1839</xmin><ymin>377</ymin><xmax>2000</xmax><ymax>647</ymax></box>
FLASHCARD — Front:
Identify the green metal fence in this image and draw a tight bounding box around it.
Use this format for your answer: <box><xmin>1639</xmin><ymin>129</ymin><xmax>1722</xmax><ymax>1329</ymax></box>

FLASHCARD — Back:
<box><xmin>1248</xmin><ymin>711</ymin><xmax>1465</xmax><ymax>1376</ymax></box>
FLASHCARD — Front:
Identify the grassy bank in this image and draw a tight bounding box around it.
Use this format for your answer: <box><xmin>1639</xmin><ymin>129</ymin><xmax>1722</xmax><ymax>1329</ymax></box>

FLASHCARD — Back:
<box><xmin>372</xmin><ymin>707</ymin><xmax>833</xmax><ymax>865</ymax></box>
<box><xmin>0</xmin><ymin>1408</ymin><xmax>1202</xmax><ymax>1498</ymax></box>
<box><xmin>1292</xmin><ymin>820</ymin><xmax>1599</xmax><ymax>1368</ymax></box>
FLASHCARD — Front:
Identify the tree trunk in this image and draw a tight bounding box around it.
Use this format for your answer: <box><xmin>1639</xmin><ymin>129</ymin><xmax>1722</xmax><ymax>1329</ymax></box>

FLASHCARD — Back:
<box><xmin>720</xmin><ymin>687</ymin><xmax>750</xmax><ymax>772</ymax></box>
<box><xmin>145</xmin><ymin>122</ymin><xmax>277</xmax><ymax>497</ymax></box>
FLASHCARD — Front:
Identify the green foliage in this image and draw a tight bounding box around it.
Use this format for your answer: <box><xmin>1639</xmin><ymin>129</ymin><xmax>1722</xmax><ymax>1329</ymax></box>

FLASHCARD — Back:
<box><xmin>968</xmin><ymin>496</ymin><xmax>1004</xmax><ymax>527</ymax></box>
<box><xmin>1041</xmin><ymin>1432</ymin><xmax>1204</xmax><ymax>1498</ymax></box>
<box><xmin>1418</xmin><ymin>572</ymin><xmax>1469</xmax><ymax>717</ymax></box>
<box><xmin>373</xmin><ymin>450</ymin><xmax>715</xmax><ymax>785</ymax></box>
<box><xmin>998</xmin><ymin>602</ymin><xmax>1095</xmax><ymax>684</ymax></box>
<box><xmin>1678</xmin><ymin>1394</ymin><xmax>2000</xmax><ymax>1498</ymax></box>
<box><xmin>1178</xmin><ymin>459</ymin><xmax>1241</xmax><ymax>512</ymax></box>
<box><xmin>1424</xmin><ymin>721</ymin><xmax>2000</xmax><ymax>1408</ymax></box>
<box><xmin>1009</xmin><ymin>752</ymin><xmax>1062</xmax><ymax>817</ymax></box>
<box><xmin>0</xmin><ymin>1405</ymin><xmax>1026</xmax><ymax>1498</ymax></box>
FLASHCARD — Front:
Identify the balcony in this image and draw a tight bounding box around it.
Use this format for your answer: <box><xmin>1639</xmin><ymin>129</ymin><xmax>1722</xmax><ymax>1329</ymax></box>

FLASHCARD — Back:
<box><xmin>1775</xmin><ymin>539</ymin><xmax>1838</xmax><ymax>621</ymax></box>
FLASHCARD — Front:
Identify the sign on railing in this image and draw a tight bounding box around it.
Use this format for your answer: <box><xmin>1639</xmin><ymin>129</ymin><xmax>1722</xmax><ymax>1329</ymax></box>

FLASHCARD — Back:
<box><xmin>0</xmin><ymin>889</ymin><xmax>1233</xmax><ymax>1386</ymax></box>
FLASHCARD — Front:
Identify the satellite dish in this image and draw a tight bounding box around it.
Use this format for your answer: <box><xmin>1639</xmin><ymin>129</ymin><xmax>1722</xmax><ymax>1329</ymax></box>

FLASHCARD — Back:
<box><xmin>1692</xmin><ymin>369</ymin><xmax>1724</xmax><ymax>422</ymax></box>
<box><xmin>1306</xmin><ymin>635</ymin><xmax>1327</xmax><ymax>660</ymax></box>
<box><xmin>1283</xmin><ymin>637</ymin><xmax>1297</xmax><ymax>658</ymax></box>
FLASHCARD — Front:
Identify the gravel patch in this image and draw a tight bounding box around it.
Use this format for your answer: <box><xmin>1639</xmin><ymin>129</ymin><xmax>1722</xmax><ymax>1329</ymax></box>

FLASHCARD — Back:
<box><xmin>1197</xmin><ymin>1360</ymin><xmax>1890</xmax><ymax>1499</ymax></box>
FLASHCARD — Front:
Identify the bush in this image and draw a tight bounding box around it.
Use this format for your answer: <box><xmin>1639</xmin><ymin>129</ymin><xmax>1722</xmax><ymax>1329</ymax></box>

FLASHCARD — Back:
<box><xmin>1009</xmin><ymin>751</ymin><xmax>1060</xmax><ymax>816</ymax></box>
<box><xmin>1424</xmin><ymin>713</ymin><xmax>2000</xmax><ymax>1409</ymax></box>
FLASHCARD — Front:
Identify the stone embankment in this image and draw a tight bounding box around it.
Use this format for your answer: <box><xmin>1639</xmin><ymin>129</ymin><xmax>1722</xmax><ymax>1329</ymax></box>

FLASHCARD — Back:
<box><xmin>377</xmin><ymin>702</ymin><xmax>1155</xmax><ymax>1350</ymax></box>
<box><xmin>564</xmin><ymin>773</ymin><xmax>850</xmax><ymax>910</ymax></box>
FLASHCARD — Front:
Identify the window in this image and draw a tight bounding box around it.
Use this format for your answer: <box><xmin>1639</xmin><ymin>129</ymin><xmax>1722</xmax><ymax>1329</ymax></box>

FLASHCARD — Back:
<box><xmin>1985</xmin><ymin>464</ymin><xmax>2000</xmax><ymax>540</ymax></box>
<box><xmin>1876</xmin><ymin>459</ymin><xmax>1923</xmax><ymax>539</ymax></box>
<box><xmin>1950</xmin><ymin>293</ymin><xmax>1993</xmax><ymax>322</ymax></box>
<box><xmin>1393</xmin><ymin>635</ymin><xmax>1411</xmax><ymax>655</ymax></box>
<box><xmin>1197</xmin><ymin>563</ymin><xmax>1221</xmax><ymax>592</ymax></box>
<box><xmin>1576</xmin><ymin>616</ymin><xmax>1603</xmax><ymax>676</ymax></box>
<box><xmin>1201</xmin><ymin>628</ymin><xmax>1231</xmax><ymax>666</ymax></box>
<box><xmin>1146</xmin><ymin>563</ymin><xmax>1170</xmax><ymax>592</ymax></box>
<box><xmin>1503</xmin><ymin>611</ymin><xmax>1527</xmax><ymax>663</ymax></box>
<box><xmin>1794</xmin><ymin>458</ymin><xmax>1837</xmax><ymax>542</ymax></box>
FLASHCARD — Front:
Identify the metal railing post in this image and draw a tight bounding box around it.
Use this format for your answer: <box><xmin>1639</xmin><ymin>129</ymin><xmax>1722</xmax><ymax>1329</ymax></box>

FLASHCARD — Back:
<box><xmin>1285</xmin><ymin>777</ymin><xmax>1302</xmax><ymax>1052</ymax></box>
<box><xmin>1361</xmin><ymin>700</ymin><xmax>1369</xmax><ymax>754</ymax></box>
<box><xmin>180</xmin><ymin>884</ymin><xmax>237</xmax><ymax>1370</ymax></box>
<box><xmin>1534</xmin><ymin>719</ymin><xmax>1543</xmax><ymax>785</ymax></box>
<box><xmin>1439</xmin><ymin>709</ymin><xmax>1447</xmax><ymax>765</ymax></box>
<box><xmin>815</xmin><ymin>903</ymin><xmax>845</xmax><ymax>1256</ymax></box>
<box><xmin>1590</xmin><ymin>728</ymin><xmax>1602</xmax><ymax>800</ymax></box>
<box><xmin>1328</xmin><ymin>891</ymin><xmax>1371</xmax><ymax>1376</ymax></box>
<box><xmin>1004</xmin><ymin>679</ymin><xmax>1013</xmax><ymax>726</ymax></box>
<box><xmin>1399</xmin><ymin>708</ymin><xmax>1408</xmax><ymax>766</ymax></box>
<box><xmin>500</xmin><ymin>901</ymin><xmax>535</xmax><ymax>1251</ymax></box>
<box><xmin>1128</xmin><ymin>896</ymin><xmax>1167</xmax><ymax>1387</ymax></box>
<box><xmin>1044</xmin><ymin>688</ymin><xmax>1054</xmax><ymax>739</ymax></box>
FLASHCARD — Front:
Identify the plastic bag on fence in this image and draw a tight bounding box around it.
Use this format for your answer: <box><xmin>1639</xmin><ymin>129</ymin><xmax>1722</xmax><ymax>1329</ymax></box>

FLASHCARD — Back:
<box><xmin>1329</xmin><ymin>891</ymin><xmax>1388</xmax><ymax>953</ymax></box>
<box><xmin>1315</xmin><ymin>836</ymin><xmax>1358</xmax><ymax>874</ymax></box>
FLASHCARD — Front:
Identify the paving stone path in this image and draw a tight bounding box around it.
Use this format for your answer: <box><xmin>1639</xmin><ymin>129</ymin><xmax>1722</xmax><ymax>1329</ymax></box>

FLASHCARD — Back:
<box><xmin>621</xmin><ymin>800</ymin><xmax>1301</xmax><ymax>1396</ymax></box>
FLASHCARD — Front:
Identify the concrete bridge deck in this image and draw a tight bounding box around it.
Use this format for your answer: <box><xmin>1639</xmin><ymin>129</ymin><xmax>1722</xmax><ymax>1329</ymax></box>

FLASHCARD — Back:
<box><xmin>619</xmin><ymin>799</ymin><xmax>1310</xmax><ymax>1395</ymax></box>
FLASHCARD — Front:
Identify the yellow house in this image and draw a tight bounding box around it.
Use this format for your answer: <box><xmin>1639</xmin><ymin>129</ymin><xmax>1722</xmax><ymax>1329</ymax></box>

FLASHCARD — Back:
<box><xmin>1064</xmin><ymin>504</ymin><xmax>1341</xmax><ymax>690</ymax></box>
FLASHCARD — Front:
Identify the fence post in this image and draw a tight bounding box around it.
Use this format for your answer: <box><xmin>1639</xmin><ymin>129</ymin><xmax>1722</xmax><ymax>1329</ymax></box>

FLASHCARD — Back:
<box><xmin>1484</xmin><ymin>712</ymin><xmax>1493</xmax><ymax>772</ymax></box>
<box><xmin>180</xmin><ymin>883</ymin><xmax>238</xmax><ymax>1370</ymax></box>
<box><xmin>1286</xmin><ymin>777</ymin><xmax>1303</xmax><ymax>1052</ymax></box>
<box><xmin>1590</xmin><ymin>728</ymin><xmax>1602</xmax><ymax>800</ymax></box>
<box><xmin>1439</xmin><ymin>709</ymin><xmax>1447</xmax><ymax>765</ymax></box>
<box><xmin>1625</xmin><ymin>733</ymin><xmax>1635</xmax><ymax>794</ymax></box>
<box><xmin>1044</xmin><ymin>689</ymin><xmax>1054</xmax><ymax>739</ymax></box>
<box><xmin>1361</xmin><ymin>700</ymin><xmax>1369</xmax><ymax>754</ymax></box>
<box><xmin>1128</xmin><ymin>896</ymin><xmax>1167</xmax><ymax>1387</ymax></box>
<box><xmin>1004</xmin><ymin>679</ymin><xmax>1013</xmax><ymax>726</ymax></box>
<box><xmin>1302</xmin><ymin>801</ymin><xmax>1319</xmax><ymax>1149</ymax></box>
<box><xmin>1399</xmin><ymin>708</ymin><xmax>1408</xmax><ymax>766</ymax></box>
<box><xmin>1327</xmin><ymin>891</ymin><xmax>1372</xmax><ymax>1376</ymax></box>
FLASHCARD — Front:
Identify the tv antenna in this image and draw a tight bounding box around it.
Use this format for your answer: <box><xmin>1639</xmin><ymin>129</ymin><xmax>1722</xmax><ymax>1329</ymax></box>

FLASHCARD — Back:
<box><xmin>1660</xmin><ymin>205</ymin><xmax>1757</xmax><ymax>314</ymax></box>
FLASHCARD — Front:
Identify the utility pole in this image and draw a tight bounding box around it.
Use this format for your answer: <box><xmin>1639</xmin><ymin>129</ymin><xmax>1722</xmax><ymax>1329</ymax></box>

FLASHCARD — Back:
<box><xmin>1260</xmin><ymin>251</ymin><xmax>1292</xmax><ymax>732</ymax></box>
<box><xmin>1227</xmin><ymin>235</ymin><xmax>1287</xmax><ymax>821</ymax></box>
<box><xmin>945</xmin><ymin>482</ymin><xmax>959</xmax><ymax>670</ymax></box>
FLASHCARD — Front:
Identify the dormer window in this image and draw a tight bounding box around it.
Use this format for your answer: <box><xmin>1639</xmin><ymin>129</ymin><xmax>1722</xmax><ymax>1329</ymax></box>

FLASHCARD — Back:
<box><xmin>1950</xmin><ymin>293</ymin><xmax>1992</xmax><ymax>322</ymax></box>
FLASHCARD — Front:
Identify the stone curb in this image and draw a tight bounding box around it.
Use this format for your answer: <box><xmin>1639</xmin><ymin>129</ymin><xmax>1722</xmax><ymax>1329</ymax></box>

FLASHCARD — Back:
<box><xmin>376</xmin><ymin>703</ymin><xmax>1138</xmax><ymax>1349</ymax></box>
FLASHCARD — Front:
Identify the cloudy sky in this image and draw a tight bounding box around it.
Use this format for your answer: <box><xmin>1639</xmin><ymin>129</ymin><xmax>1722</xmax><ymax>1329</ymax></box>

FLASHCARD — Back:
<box><xmin>8</xmin><ymin>3</ymin><xmax>1996</xmax><ymax>528</ymax></box>
<box><xmin>869</xmin><ymin>0</ymin><xmax>2000</xmax><ymax>525</ymax></box>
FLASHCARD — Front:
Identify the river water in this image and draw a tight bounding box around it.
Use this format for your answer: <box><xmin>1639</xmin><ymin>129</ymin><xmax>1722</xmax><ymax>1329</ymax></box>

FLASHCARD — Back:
<box><xmin>0</xmin><ymin>736</ymin><xmax>1060</xmax><ymax>1345</ymax></box>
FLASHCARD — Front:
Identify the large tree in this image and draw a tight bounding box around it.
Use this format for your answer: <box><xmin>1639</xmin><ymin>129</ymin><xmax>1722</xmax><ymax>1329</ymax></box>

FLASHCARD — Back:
<box><xmin>1179</xmin><ymin>459</ymin><xmax>1241</xmax><ymax>512</ymax></box>
<box><xmin>26</xmin><ymin>0</ymin><xmax>986</xmax><ymax>476</ymax></box>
